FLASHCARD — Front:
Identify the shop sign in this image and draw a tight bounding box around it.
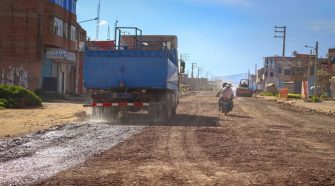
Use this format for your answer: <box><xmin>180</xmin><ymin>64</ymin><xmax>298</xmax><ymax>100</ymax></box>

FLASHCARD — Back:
<box><xmin>65</xmin><ymin>51</ymin><xmax>76</xmax><ymax>62</ymax></box>
<box><xmin>46</xmin><ymin>48</ymin><xmax>76</xmax><ymax>62</ymax></box>
<box><xmin>46</xmin><ymin>48</ymin><xmax>67</xmax><ymax>59</ymax></box>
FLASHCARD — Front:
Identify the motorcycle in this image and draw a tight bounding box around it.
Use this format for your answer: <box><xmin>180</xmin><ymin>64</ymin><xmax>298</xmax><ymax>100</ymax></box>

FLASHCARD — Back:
<box><xmin>219</xmin><ymin>98</ymin><xmax>233</xmax><ymax>115</ymax></box>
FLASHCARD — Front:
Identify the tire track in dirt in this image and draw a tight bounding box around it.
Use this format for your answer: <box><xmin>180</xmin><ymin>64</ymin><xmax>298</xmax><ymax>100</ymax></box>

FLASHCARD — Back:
<box><xmin>39</xmin><ymin>93</ymin><xmax>335</xmax><ymax>185</ymax></box>
<box><xmin>196</xmin><ymin>96</ymin><xmax>335</xmax><ymax>185</ymax></box>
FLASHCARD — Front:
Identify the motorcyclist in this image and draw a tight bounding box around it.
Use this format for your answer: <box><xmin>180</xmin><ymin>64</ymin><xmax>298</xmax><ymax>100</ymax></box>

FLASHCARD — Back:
<box><xmin>216</xmin><ymin>83</ymin><xmax>227</xmax><ymax>110</ymax></box>
<box><xmin>216</xmin><ymin>83</ymin><xmax>234</xmax><ymax>111</ymax></box>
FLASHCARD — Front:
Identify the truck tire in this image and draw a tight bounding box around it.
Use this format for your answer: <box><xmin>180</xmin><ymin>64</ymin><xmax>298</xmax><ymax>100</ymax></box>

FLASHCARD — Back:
<box><xmin>161</xmin><ymin>93</ymin><xmax>172</xmax><ymax>120</ymax></box>
<box><xmin>171</xmin><ymin>93</ymin><xmax>177</xmax><ymax>115</ymax></box>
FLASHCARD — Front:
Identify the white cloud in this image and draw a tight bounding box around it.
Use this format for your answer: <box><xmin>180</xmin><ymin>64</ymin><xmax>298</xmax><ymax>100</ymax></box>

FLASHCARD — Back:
<box><xmin>99</xmin><ymin>19</ymin><xmax>108</xmax><ymax>26</ymax></box>
<box><xmin>186</xmin><ymin>0</ymin><xmax>253</xmax><ymax>7</ymax></box>
<box><xmin>307</xmin><ymin>19</ymin><xmax>335</xmax><ymax>33</ymax></box>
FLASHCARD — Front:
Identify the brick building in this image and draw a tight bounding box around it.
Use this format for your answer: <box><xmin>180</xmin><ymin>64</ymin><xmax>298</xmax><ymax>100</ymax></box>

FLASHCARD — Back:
<box><xmin>0</xmin><ymin>0</ymin><xmax>86</xmax><ymax>94</ymax></box>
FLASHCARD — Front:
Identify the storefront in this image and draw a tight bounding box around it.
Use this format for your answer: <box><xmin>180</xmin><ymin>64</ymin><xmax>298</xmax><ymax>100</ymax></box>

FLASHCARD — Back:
<box><xmin>42</xmin><ymin>48</ymin><xmax>76</xmax><ymax>94</ymax></box>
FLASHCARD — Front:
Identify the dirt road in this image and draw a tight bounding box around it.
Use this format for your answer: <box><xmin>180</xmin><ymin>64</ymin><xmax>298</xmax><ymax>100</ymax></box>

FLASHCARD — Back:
<box><xmin>35</xmin><ymin>92</ymin><xmax>335</xmax><ymax>185</ymax></box>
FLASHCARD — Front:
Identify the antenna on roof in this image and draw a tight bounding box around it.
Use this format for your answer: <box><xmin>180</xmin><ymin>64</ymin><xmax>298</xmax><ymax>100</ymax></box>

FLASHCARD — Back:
<box><xmin>114</xmin><ymin>17</ymin><xmax>118</xmax><ymax>41</ymax></box>
<box><xmin>107</xmin><ymin>26</ymin><xmax>110</xmax><ymax>40</ymax></box>
<box><xmin>95</xmin><ymin>0</ymin><xmax>101</xmax><ymax>40</ymax></box>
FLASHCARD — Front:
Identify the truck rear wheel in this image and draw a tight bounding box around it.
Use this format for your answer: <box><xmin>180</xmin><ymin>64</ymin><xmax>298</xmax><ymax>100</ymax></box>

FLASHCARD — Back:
<box><xmin>161</xmin><ymin>93</ymin><xmax>172</xmax><ymax>120</ymax></box>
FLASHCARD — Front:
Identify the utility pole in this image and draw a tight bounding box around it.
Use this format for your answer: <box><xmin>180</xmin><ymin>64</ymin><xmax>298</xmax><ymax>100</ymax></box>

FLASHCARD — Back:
<box><xmin>255</xmin><ymin>64</ymin><xmax>258</xmax><ymax>89</ymax></box>
<box><xmin>198</xmin><ymin>67</ymin><xmax>200</xmax><ymax>78</ymax></box>
<box><xmin>197</xmin><ymin>67</ymin><xmax>204</xmax><ymax>79</ymax></box>
<box><xmin>314</xmin><ymin>41</ymin><xmax>318</xmax><ymax>97</ymax></box>
<box><xmin>191</xmin><ymin>63</ymin><xmax>197</xmax><ymax>79</ymax></box>
<box><xmin>275</xmin><ymin>26</ymin><xmax>286</xmax><ymax>57</ymax></box>
<box><xmin>305</xmin><ymin>41</ymin><xmax>319</xmax><ymax>97</ymax></box>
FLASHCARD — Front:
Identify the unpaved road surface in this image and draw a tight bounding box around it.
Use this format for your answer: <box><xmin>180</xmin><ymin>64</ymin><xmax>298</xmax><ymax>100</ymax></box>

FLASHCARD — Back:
<box><xmin>1</xmin><ymin>92</ymin><xmax>335</xmax><ymax>185</ymax></box>
<box><xmin>0</xmin><ymin>123</ymin><xmax>144</xmax><ymax>185</ymax></box>
<box><xmin>39</xmin><ymin>92</ymin><xmax>334</xmax><ymax>185</ymax></box>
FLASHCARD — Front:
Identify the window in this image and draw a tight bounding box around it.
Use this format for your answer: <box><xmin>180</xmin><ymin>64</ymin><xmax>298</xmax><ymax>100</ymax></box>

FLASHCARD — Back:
<box><xmin>284</xmin><ymin>68</ymin><xmax>291</xmax><ymax>76</ymax></box>
<box><xmin>72</xmin><ymin>0</ymin><xmax>76</xmax><ymax>14</ymax></box>
<box><xmin>63</xmin><ymin>22</ymin><xmax>68</xmax><ymax>39</ymax></box>
<box><xmin>270</xmin><ymin>72</ymin><xmax>274</xmax><ymax>77</ymax></box>
<box><xmin>54</xmin><ymin>0</ymin><xmax>64</xmax><ymax>7</ymax></box>
<box><xmin>54</xmin><ymin>17</ymin><xmax>64</xmax><ymax>37</ymax></box>
<box><xmin>331</xmin><ymin>56</ymin><xmax>335</xmax><ymax>64</ymax></box>
<box><xmin>70</xmin><ymin>25</ymin><xmax>76</xmax><ymax>41</ymax></box>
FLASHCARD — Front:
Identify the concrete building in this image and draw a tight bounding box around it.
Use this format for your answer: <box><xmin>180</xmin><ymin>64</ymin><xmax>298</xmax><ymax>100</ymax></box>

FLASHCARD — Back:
<box><xmin>327</xmin><ymin>48</ymin><xmax>335</xmax><ymax>98</ymax></box>
<box><xmin>0</xmin><ymin>0</ymin><xmax>86</xmax><ymax>94</ymax></box>
<box><xmin>262</xmin><ymin>54</ymin><xmax>327</xmax><ymax>94</ymax></box>
<box><xmin>256</xmin><ymin>67</ymin><xmax>265</xmax><ymax>91</ymax></box>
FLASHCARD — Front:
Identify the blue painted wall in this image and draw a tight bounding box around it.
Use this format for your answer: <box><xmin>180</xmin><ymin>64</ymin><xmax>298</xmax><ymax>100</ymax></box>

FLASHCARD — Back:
<box><xmin>49</xmin><ymin>0</ymin><xmax>76</xmax><ymax>14</ymax></box>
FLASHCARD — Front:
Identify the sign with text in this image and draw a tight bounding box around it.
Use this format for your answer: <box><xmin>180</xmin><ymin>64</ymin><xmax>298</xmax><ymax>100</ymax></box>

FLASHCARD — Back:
<box><xmin>46</xmin><ymin>48</ymin><xmax>76</xmax><ymax>62</ymax></box>
<box><xmin>87</xmin><ymin>41</ymin><xmax>115</xmax><ymax>51</ymax></box>
<box><xmin>65</xmin><ymin>51</ymin><xmax>76</xmax><ymax>62</ymax></box>
<box><xmin>46</xmin><ymin>48</ymin><xmax>67</xmax><ymax>59</ymax></box>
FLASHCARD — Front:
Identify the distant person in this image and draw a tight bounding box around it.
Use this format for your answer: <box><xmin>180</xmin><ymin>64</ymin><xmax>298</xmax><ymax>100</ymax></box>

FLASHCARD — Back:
<box><xmin>242</xmin><ymin>81</ymin><xmax>248</xmax><ymax>87</ymax></box>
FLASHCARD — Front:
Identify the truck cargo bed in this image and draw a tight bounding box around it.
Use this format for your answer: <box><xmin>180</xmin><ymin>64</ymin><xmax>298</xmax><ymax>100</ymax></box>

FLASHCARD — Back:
<box><xmin>83</xmin><ymin>50</ymin><xmax>178</xmax><ymax>91</ymax></box>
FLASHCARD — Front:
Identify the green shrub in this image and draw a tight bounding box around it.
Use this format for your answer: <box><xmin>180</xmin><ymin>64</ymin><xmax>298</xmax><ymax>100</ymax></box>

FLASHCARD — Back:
<box><xmin>320</xmin><ymin>93</ymin><xmax>330</xmax><ymax>100</ymax></box>
<box><xmin>0</xmin><ymin>84</ymin><xmax>42</xmax><ymax>108</ymax></box>
<box><xmin>311</xmin><ymin>96</ymin><xmax>321</xmax><ymax>103</ymax></box>
<box><xmin>261</xmin><ymin>92</ymin><xmax>276</xmax><ymax>96</ymax></box>
<box><xmin>288</xmin><ymin>93</ymin><xmax>301</xmax><ymax>99</ymax></box>
<box><xmin>0</xmin><ymin>99</ymin><xmax>6</xmax><ymax>108</ymax></box>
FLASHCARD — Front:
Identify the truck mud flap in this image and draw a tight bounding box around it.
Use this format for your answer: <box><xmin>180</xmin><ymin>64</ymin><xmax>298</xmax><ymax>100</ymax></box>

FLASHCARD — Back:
<box><xmin>84</xmin><ymin>102</ymin><xmax>167</xmax><ymax>123</ymax></box>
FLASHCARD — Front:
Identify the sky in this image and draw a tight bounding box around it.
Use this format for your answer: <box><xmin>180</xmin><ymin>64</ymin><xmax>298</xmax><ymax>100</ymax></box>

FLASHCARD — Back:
<box><xmin>77</xmin><ymin>0</ymin><xmax>335</xmax><ymax>78</ymax></box>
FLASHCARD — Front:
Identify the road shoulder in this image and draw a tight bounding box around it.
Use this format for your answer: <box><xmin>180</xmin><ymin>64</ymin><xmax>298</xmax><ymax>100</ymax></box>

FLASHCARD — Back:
<box><xmin>0</xmin><ymin>102</ymin><xmax>86</xmax><ymax>138</ymax></box>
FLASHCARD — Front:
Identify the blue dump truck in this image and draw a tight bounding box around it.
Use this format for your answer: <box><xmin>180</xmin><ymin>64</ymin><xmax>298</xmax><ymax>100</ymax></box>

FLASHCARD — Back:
<box><xmin>83</xmin><ymin>27</ymin><xmax>184</xmax><ymax>121</ymax></box>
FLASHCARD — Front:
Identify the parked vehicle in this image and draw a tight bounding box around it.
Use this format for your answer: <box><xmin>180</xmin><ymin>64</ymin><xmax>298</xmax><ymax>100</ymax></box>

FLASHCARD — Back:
<box><xmin>236</xmin><ymin>79</ymin><xmax>254</xmax><ymax>97</ymax></box>
<box><xmin>83</xmin><ymin>27</ymin><xmax>184</xmax><ymax>121</ymax></box>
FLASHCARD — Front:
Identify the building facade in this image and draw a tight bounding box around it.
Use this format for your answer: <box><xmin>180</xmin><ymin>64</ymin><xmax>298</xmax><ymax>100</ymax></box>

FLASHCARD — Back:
<box><xmin>0</xmin><ymin>0</ymin><xmax>86</xmax><ymax>94</ymax></box>
<box><xmin>261</xmin><ymin>54</ymin><xmax>328</xmax><ymax>95</ymax></box>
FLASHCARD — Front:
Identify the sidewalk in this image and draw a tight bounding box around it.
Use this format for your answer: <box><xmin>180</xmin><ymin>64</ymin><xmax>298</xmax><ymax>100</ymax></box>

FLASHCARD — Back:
<box><xmin>257</xmin><ymin>95</ymin><xmax>335</xmax><ymax>114</ymax></box>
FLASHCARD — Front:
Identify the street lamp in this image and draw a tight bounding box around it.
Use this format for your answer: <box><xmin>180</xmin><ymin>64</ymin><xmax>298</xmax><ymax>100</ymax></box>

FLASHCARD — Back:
<box><xmin>78</xmin><ymin>17</ymin><xmax>98</xmax><ymax>24</ymax></box>
<box><xmin>305</xmin><ymin>41</ymin><xmax>319</xmax><ymax>97</ymax></box>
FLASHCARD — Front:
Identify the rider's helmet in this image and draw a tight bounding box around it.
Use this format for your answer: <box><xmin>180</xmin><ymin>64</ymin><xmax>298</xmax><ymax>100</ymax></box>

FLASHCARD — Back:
<box><xmin>222</xmin><ymin>82</ymin><xmax>228</xmax><ymax>88</ymax></box>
